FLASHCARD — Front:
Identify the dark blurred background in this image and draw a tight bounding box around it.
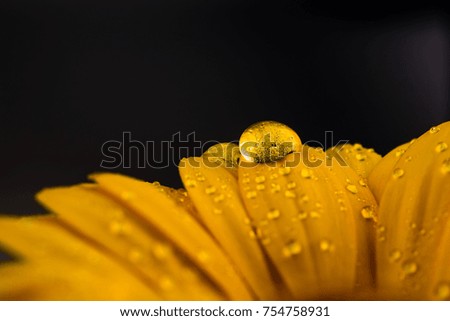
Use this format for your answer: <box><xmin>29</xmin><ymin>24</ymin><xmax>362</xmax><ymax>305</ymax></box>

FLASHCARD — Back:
<box><xmin>0</xmin><ymin>0</ymin><xmax>449</xmax><ymax>213</ymax></box>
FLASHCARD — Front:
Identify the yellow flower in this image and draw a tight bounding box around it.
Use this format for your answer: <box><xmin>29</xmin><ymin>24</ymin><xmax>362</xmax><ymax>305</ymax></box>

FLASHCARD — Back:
<box><xmin>0</xmin><ymin>121</ymin><xmax>449</xmax><ymax>300</ymax></box>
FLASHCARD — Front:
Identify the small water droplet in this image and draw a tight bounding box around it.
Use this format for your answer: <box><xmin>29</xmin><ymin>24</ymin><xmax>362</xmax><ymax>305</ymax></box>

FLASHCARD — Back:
<box><xmin>287</xmin><ymin>181</ymin><xmax>296</xmax><ymax>189</ymax></box>
<box><xmin>213</xmin><ymin>208</ymin><xmax>223</xmax><ymax>214</ymax></box>
<box><xmin>282</xmin><ymin>240</ymin><xmax>302</xmax><ymax>257</ymax></box>
<box><xmin>284</xmin><ymin>190</ymin><xmax>296</xmax><ymax>198</ymax></box>
<box><xmin>242</xmin><ymin>177</ymin><xmax>251</xmax><ymax>184</ymax></box>
<box><xmin>434</xmin><ymin>282</ymin><xmax>450</xmax><ymax>300</ymax></box>
<box><xmin>279</xmin><ymin>167</ymin><xmax>291</xmax><ymax>176</ymax></box>
<box><xmin>298</xmin><ymin>211</ymin><xmax>308</xmax><ymax>220</ymax></box>
<box><xmin>205</xmin><ymin>186</ymin><xmax>216</xmax><ymax>195</ymax></box>
<box><xmin>393</xmin><ymin>168</ymin><xmax>405</xmax><ymax>179</ymax></box>
<box><xmin>109</xmin><ymin>220</ymin><xmax>130</xmax><ymax>236</ymax></box>
<box><xmin>346</xmin><ymin>184</ymin><xmax>358</xmax><ymax>194</ymax></box>
<box><xmin>267</xmin><ymin>209</ymin><xmax>281</xmax><ymax>220</ymax></box>
<box><xmin>255</xmin><ymin>175</ymin><xmax>266</xmax><ymax>183</ymax></box>
<box><xmin>195</xmin><ymin>172</ymin><xmax>206</xmax><ymax>182</ymax></box>
<box><xmin>319</xmin><ymin>240</ymin><xmax>334</xmax><ymax>252</ymax></box>
<box><xmin>402</xmin><ymin>261</ymin><xmax>418</xmax><ymax>276</ymax></box>
<box><xmin>248</xmin><ymin>230</ymin><xmax>257</xmax><ymax>239</ymax></box>
<box><xmin>246</xmin><ymin>191</ymin><xmax>257</xmax><ymax>199</ymax></box>
<box><xmin>239</xmin><ymin>121</ymin><xmax>302</xmax><ymax>163</ymax></box>
<box><xmin>358</xmin><ymin>179</ymin><xmax>367</xmax><ymax>187</ymax></box>
<box><xmin>354</xmin><ymin>143</ymin><xmax>363</xmax><ymax>151</ymax></box>
<box><xmin>128</xmin><ymin>248</ymin><xmax>144</xmax><ymax>263</ymax></box>
<box><xmin>310</xmin><ymin>211</ymin><xmax>320</xmax><ymax>218</ymax></box>
<box><xmin>197</xmin><ymin>251</ymin><xmax>210</xmax><ymax>262</ymax></box>
<box><xmin>153</xmin><ymin>243</ymin><xmax>171</xmax><ymax>261</ymax></box>
<box><xmin>360</xmin><ymin>205</ymin><xmax>376</xmax><ymax>220</ymax></box>
<box><xmin>301</xmin><ymin>168</ymin><xmax>312</xmax><ymax>179</ymax></box>
<box><xmin>435</xmin><ymin>142</ymin><xmax>448</xmax><ymax>153</ymax></box>
<box><xmin>262</xmin><ymin>238</ymin><xmax>271</xmax><ymax>245</ymax></box>
<box><xmin>429</xmin><ymin>126</ymin><xmax>440</xmax><ymax>134</ymax></box>
<box><xmin>213</xmin><ymin>194</ymin><xmax>225</xmax><ymax>203</ymax></box>
<box><xmin>159</xmin><ymin>277</ymin><xmax>174</xmax><ymax>291</ymax></box>
<box><xmin>185</xmin><ymin>179</ymin><xmax>197</xmax><ymax>188</ymax></box>
<box><xmin>355</xmin><ymin>153</ymin><xmax>367</xmax><ymax>161</ymax></box>
<box><xmin>256</xmin><ymin>184</ymin><xmax>266</xmax><ymax>190</ymax></box>
<box><xmin>389</xmin><ymin>249</ymin><xmax>402</xmax><ymax>263</ymax></box>
<box><xmin>299</xmin><ymin>194</ymin><xmax>309</xmax><ymax>203</ymax></box>
<box><xmin>269</xmin><ymin>173</ymin><xmax>279</xmax><ymax>180</ymax></box>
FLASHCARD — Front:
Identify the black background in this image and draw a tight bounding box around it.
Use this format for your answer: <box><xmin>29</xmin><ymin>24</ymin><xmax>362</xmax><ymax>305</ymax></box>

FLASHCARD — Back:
<box><xmin>0</xmin><ymin>0</ymin><xmax>449</xmax><ymax>214</ymax></box>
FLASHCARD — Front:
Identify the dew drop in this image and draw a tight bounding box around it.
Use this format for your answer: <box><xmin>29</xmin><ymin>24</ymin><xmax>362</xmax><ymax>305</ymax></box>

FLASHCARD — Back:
<box><xmin>389</xmin><ymin>249</ymin><xmax>402</xmax><ymax>263</ymax></box>
<box><xmin>246</xmin><ymin>191</ymin><xmax>257</xmax><ymax>199</ymax></box>
<box><xmin>393</xmin><ymin>168</ymin><xmax>405</xmax><ymax>179</ymax></box>
<box><xmin>286</xmin><ymin>181</ymin><xmax>297</xmax><ymax>189</ymax></box>
<box><xmin>310</xmin><ymin>211</ymin><xmax>320</xmax><ymax>218</ymax></box>
<box><xmin>185</xmin><ymin>179</ymin><xmax>197</xmax><ymax>188</ymax></box>
<box><xmin>109</xmin><ymin>220</ymin><xmax>130</xmax><ymax>236</ymax></box>
<box><xmin>128</xmin><ymin>248</ymin><xmax>144</xmax><ymax>263</ymax></box>
<box><xmin>319</xmin><ymin>240</ymin><xmax>334</xmax><ymax>252</ymax></box>
<box><xmin>355</xmin><ymin>153</ymin><xmax>367</xmax><ymax>161</ymax></box>
<box><xmin>205</xmin><ymin>186</ymin><xmax>216</xmax><ymax>195</ymax></box>
<box><xmin>239</xmin><ymin>121</ymin><xmax>302</xmax><ymax>163</ymax></box>
<box><xmin>440</xmin><ymin>158</ymin><xmax>450</xmax><ymax>174</ymax></box>
<box><xmin>256</xmin><ymin>184</ymin><xmax>266</xmax><ymax>191</ymax></box>
<box><xmin>255</xmin><ymin>175</ymin><xmax>266</xmax><ymax>183</ymax></box>
<box><xmin>213</xmin><ymin>208</ymin><xmax>223</xmax><ymax>214</ymax></box>
<box><xmin>213</xmin><ymin>194</ymin><xmax>225</xmax><ymax>203</ymax></box>
<box><xmin>429</xmin><ymin>126</ymin><xmax>440</xmax><ymax>134</ymax></box>
<box><xmin>284</xmin><ymin>190</ymin><xmax>296</xmax><ymax>198</ymax></box>
<box><xmin>298</xmin><ymin>211</ymin><xmax>308</xmax><ymax>220</ymax></box>
<box><xmin>153</xmin><ymin>243</ymin><xmax>171</xmax><ymax>261</ymax></box>
<box><xmin>435</xmin><ymin>142</ymin><xmax>448</xmax><ymax>153</ymax></box>
<box><xmin>301</xmin><ymin>168</ymin><xmax>312</xmax><ymax>179</ymax></box>
<box><xmin>360</xmin><ymin>205</ymin><xmax>376</xmax><ymax>220</ymax></box>
<box><xmin>299</xmin><ymin>194</ymin><xmax>309</xmax><ymax>203</ymax></box>
<box><xmin>282</xmin><ymin>240</ymin><xmax>302</xmax><ymax>257</ymax></box>
<box><xmin>358</xmin><ymin>179</ymin><xmax>367</xmax><ymax>187</ymax></box>
<box><xmin>346</xmin><ymin>184</ymin><xmax>358</xmax><ymax>194</ymax></box>
<box><xmin>267</xmin><ymin>209</ymin><xmax>281</xmax><ymax>220</ymax></box>
<box><xmin>159</xmin><ymin>277</ymin><xmax>174</xmax><ymax>291</ymax></box>
<box><xmin>279</xmin><ymin>167</ymin><xmax>291</xmax><ymax>176</ymax></box>
<box><xmin>402</xmin><ymin>261</ymin><xmax>418</xmax><ymax>276</ymax></box>
<box><xmin>197</xmin><ymin>251</ymin><xmax>210</xmax><ymax>263</ymax></box>
<box><xmin>434</xmin><ymin>282</ymin><xmax>450</xmax><ymax>300</ymax></box>
<box><xmin>195</xmin><ymin>172</ymin><xmax>206</xmax><ymax>182</ymax></box>
<box><xmin>242</xmin><ymin>177</ymin><xmax>251</xmax><ymax>184</ymax></box>
<box><xmin>248</xmin><ymin>230</ymin><xmax>257</xmax><ymax>239</ymax></box>
<box><xmin>270</xmin><ymin>183</ymin><xmax>281</xmax><ymax>193</ymax></box>
<box><xmin>270</xmin><ymin>173</ymin><xmax>279</xmax><ymax>180</ymax></box>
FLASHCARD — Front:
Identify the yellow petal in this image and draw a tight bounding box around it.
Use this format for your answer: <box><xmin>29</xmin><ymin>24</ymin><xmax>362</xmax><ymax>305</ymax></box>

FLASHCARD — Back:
<box><xmin>90</xmin><ymin>173</ymin><xmax>252</xmax><ymax>300</ymax></box>
<box><xmin>36</xmin><ymin>185</ymin><xmax>224</xmax><ymax>300</ymax></box>
<box><xmin>326</xmin><ymin>143</ymin><xmax>382</xmax><ymax>178</ymax></box>
<box><xmin>0</xmin><ymin>216</ymin><xmax>158</xmax><ymax>300</ymax></box>
<box><xmin>179</xmin><ymin>157</ymin><xmax>281</xmax><ymax>300</ymax></box>
<box><xmin>371</xmin><ymin>122</ymin><xmax>450</xmax><ymax>299</ymax></box>
<box><xmin>238</xmin><ymin>146</ymin><xmax>377</xmax><ymax>299</ymax></box>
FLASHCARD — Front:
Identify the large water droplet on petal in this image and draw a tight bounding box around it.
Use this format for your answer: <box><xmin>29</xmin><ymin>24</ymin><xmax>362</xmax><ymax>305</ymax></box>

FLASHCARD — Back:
<box><xmin>239</xmin><ymin>121</ymin><xmax>302</xmax><ymax>163</ymax></box>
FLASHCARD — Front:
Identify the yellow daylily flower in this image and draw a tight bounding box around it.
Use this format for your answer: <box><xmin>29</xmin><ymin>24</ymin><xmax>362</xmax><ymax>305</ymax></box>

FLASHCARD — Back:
<box><xmin>0</xmin><ymin>120</ymin><xmax>449</xmax><ymax>300</ymax></box>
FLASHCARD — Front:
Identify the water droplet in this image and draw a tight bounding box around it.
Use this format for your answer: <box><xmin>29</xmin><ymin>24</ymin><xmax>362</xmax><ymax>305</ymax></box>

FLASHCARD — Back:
<box><xmin>287</xmin><ymin>181</ymin><xmax>296</xmax><ymax>189</ymax></box>
<box><xmin>360</xmin><ymin>206</ymin><xmax>376</xmax><ymax>220</ymax></box>
<box><xmin>310</xmin><ymin>211</ymin><xmax>320</xmax><ymax>218</ymax></box>
<box><xmin>270</xmin><ymin>183</ymin><xmax>281</xmax><ymax>193</ymax></box>
<box><xmin>256</xmin><ymin>184</ymin><xmax>266</xmax><ymax>191</ymax></box>
<box><xmin>358</xmin><ymin>179</ymin><xmax>367</xmax><ymax>187</ymax></box>
<box><xmin>267</xmin><ymin>209</ymin><xmax>281</xmax><ymax>220</ymax></box>
<box><xmin>346</xmin><ymin>184</ymin><xmax>358</xmax><ymax>194</ymax></box>
<box><xmin>319</xmin><ymin>240</ymin><xmax>334</xmax><ymax>252</ymax></box>
<box><xmin>402</xmin><ymin>261</ymin><xmax>418</xmax><ymax>276</ymax></box>
<box><xmin>205</xmin><ymin>186</ymin><xmax>216</xmax><ymax>195</ymax></box>
<box><xmin>439</xmin><ymin>159</ymin><xmax>450</xmax><ymax>175</ymax></box>
<box><xmin>204</xmin><ymin>142</ymin><xmax>240</xmax><ymax>168</ymax></box>
<box><xmin>298</xmin><ymin>211</ymin><xmax>308</xmax><ymax>220</ymax></box>
<box><xmin>246</xmin><ymin>191</ymin><xmax>257</xmax><ymax>199</ymax></box>
<box><xmin>284</xmin><ymin>190</ymin><xmax>296</xmax><ymax>198</ymax></box>
<box><xmin>279</xmin><ymin>167</ymin><xmax>291</xmax><ymax>176</ymax></box>
<box><xmin>185</xmin><ymin>179</ymin><xmax>197</xmax><ymax>188</ymax></box>
<box><xmin>213</xmin><ymin>194</ymin><xmax>225</xmax><ymax>203</ymax></box>
<box><xmin>153</xmin><ymin>243</ymin><xmax>171</xmax><ymax>261</ymax></box>
<box><xmin>242</xmin><ymin>177</ymin><xmax>251</xmax><ymax>184</ymax></box>
<box><xmin>128</xmin><ymin>248</ymin><xmax>144</xmax><ymax>263</ymax></box>
<box><xmin>248</xmin><ymin>230</ymin><xmax>257</xmax><ymax>239</ymax></box>
<box><xmin>354</xmin><ymin>143</ymin><xmax>363</xmax><ymax>151</ymax></box>
<box><xmin>393</xmin><ymin>168</ymin><xmax>405</xmax><ymax>179</ymax></box>
<box><xmin>159</xmin><ymin>277</ymin><xmax>174</xmax><ymax>291</ymax></box>
<box><xmin>255</xmin><ymin>175</ymin><xmax>266</xmax><ymax>183</ymax></box>
<box><xmin>282</xmin><ymin>240</ymin><xmax>302</xmax><ymax>257</ymax></box>
<box><xmin>262</xmin><ymin>238</ymin><xmax>271</xmax><ymax>245</ymax></box>
<box><xmin>195</xmin><ymin>172</ymin><xmax>206</xmax><ymax>182</ymax></box>
<box><xmin>213</xmin><ymin>208</ymin><xmax>223</xmax><ymax>214</ymax></box>
<box><xmin>269</xmin><ymin>173</ymin><xmax>279</xmax><ymax>180</ymax></box>
<box><xmin>395</xmin><ymin>149</ymin><xmax>406</xmax><ymax>157</ymax></box>
<box><xmin>301</xmin><ymin>168</ymin><xmax>312</xmax><ymax>179</ymax></box>
<box><xmin>355</xmin><ymin>153</ymin><xmax>367</xmax><ymax>161</ymax></box>
<box><xmin>197</xmin><ymin>251</ymin><xmax>210</xmax><ymax>262</ymax></box>
<box><xmin>429</xmin><ymin>126</ymin><xmax>440</xmax><ymax>134</ymax></box>
<box><xmin>109</xmin><ymin>220</ymin><xmax>130</xmax><ymax>236</ymax></box>
<box><xmin>389</xmin><ymin>249</ymin><xmax>402</xmax><ymax>263</ymax></box>
<box><xmin>434</xmin><ymin>282</ymin><xmax>450</xmax><ymax>300</ymax></box>
<box><xmin>299</xmin><ymin>194</ymin><xmax>309</xmax><ymax>203</ymax></box>
<box><xmin>239</xmin><ymin>121</ymin><xmax>302</xmax><ymax>163</ymax></box>
<box><xmin>435</xmin><ymin>142</ymin><xmax>448</xmax><ymax>153</ymax></box>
